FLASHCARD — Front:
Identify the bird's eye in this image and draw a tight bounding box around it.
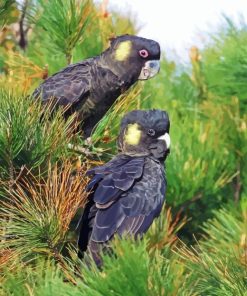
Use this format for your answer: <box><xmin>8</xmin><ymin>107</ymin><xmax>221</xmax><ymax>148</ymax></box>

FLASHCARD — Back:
<box><xmin>147</xmin><ymin>129</ymin><xmax>155</xmax><ymax>136</ymax></box>
<box><xmin>139</xmin><ymin>49</ymin><xmax>149</xmax><ymax>58</ymax></box>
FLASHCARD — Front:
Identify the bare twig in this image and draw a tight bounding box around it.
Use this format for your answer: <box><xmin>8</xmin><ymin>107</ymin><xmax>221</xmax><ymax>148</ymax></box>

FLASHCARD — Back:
<box><xmin>234</xmin><ymin>161</ymin><xmax>241</xmax><ymax>204</ymax></box>
<box><xmin>176</xmin><ymin>192</ymin><xmax>203</xmax><ymax>215</ymax></box>
<box><xmin>19</xmin><ymin>0</ymin><xmax>29</xmax><ymax>50</ymax></box>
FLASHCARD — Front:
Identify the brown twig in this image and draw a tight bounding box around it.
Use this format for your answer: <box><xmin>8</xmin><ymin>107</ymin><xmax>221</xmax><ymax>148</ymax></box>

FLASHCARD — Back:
<box><xmin>47</xmin><ymin>240</ymin><xmax>77</xmax><ymax>285</ymax></box>
<box><xmin>176</xmin><ymin>192</ymin><xmax>203</xmax><ymax>215</ymax></box>
<box><xmin>66</xmin><ymin>52</ymin><xmax>72</xmax><ymax>65</ymax></box>
<box><xmin>19</xmin><ymin>0</ymin><xmax>29</xmax><ymax>50</ymax></box>
<box><xmin>234</xmin><ymin>161</ymin><xmax>241</xmax><ymax>204</ymax></box>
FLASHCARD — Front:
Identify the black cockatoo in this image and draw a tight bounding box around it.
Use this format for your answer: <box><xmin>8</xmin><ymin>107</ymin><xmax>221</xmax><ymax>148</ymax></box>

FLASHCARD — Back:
<box><xmin>78</xmin><ymin>109</ymin><xmax>170</xmax><ymax>266</ymax></box>
<box><xmin>32</xmin><ymin>35</ymin><xmax>160</xmax><ymax>137</ymax></box>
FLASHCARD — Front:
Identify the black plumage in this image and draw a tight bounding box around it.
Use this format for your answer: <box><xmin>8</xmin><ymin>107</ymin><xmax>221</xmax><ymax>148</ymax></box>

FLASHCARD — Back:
<box><xmin>78</xmin><ymin>110</ymin><xmax>170</xmax><ymax>266</ymax></box>
<box><xmin>32</xmin><ymin>35</ymin><xmax>160</xmax><ymax>137</ymax></box>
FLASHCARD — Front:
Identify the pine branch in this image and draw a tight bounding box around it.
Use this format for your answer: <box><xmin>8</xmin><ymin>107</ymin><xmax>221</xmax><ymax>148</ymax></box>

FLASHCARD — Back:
<box><xmin>19</xmin><ymin>0</ymin><xmax>29</xmax><ymax>50</ymax></box>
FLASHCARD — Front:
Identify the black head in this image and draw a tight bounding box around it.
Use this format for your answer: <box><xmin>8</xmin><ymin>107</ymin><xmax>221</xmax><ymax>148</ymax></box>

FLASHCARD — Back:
<box><xmin>117</xmin><ymin>109</ymin><xmax>170</xmax><ymax>161</ymax></box>
<box><xmin>101</xmin><ymin>34</ymin><xmax>161</xmax><ymax>83</ymax></box>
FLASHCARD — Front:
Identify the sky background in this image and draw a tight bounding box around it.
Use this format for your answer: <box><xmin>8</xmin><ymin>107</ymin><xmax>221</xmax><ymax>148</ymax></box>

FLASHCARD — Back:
<box><xmin>105</xmin><ymin>0</ymin><xmax>247</xmax><ymax>61</ymax></box>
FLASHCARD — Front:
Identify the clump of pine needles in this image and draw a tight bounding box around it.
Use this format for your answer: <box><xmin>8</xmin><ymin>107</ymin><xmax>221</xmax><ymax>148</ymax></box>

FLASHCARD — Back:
<box><xmin>0</xmin><ymin>161</ymin><xmax>89</xmax><ymax>268</ymax></box>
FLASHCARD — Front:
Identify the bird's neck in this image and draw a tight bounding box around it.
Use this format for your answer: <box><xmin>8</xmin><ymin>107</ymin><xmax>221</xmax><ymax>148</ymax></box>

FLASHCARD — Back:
<box><xmin>119</xmin><ymin>151</ymin><xmax>149</xmax><ymax>158</ymax></box>
<box><xmin>98</xmin><ymin>53</ymin><xmax>139</xmax><ymax>86</ymax></box>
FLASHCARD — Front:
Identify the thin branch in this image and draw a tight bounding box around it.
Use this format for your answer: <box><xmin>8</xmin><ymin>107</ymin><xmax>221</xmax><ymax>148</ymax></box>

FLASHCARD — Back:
<box><xmin>19</xmin><ymin>0</ymin><xmax>29</xmax><ymax>50</ymax></box>
<box><xmin>47</xmin><ymin>239</ymin><xmax>77</xmax><ymax>285</ymax></box>
<box><xmin>234</xmin><ymin>161</ymin><xmax>241</xmax><ymax>203</ymax></box>
<box><xmin>176</xmin><ymin>192</ymin><xmax>203</xmax><ymax>215</ymax></box>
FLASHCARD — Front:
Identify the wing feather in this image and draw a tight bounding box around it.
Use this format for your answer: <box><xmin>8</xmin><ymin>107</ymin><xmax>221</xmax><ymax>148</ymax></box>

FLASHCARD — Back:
<box><xmin>90</xmin><ymin>157</ymin><xmax>166</xmax><ymax>243</ymax></box>
<box><xmin>32</xmin><ymin>60</ymin><xmax>93</xmax><ymax>105</ymax></box>
<box><xmin>87</xmin><ymin>156</ymin><xmax>145</xmax><ymax>206</ymax></box>
<box><xmin>78</xmin><ymin>157</ymin><xmax>166</xmax><ymax>252</ymax></box>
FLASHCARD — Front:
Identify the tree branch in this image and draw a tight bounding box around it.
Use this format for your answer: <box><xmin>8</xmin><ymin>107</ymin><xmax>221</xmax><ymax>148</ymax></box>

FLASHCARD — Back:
<box><xmin>19</xmin><ymin>0</ymin><xmax>29</xmax><ymax>50</ymax></box>
<box><xmin>176</xmin><ymin>192</ymin><xmax>203</xmax><ymax>215</ymax></box>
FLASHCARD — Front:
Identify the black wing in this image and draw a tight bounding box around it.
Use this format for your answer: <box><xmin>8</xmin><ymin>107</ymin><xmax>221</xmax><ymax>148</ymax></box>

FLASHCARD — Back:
<box><xmin>87</xmin><ymin>155</ymin><xmax>144</xmax><ymax>206</ymax></box>
<box><xmin>78</xmin><ymin>155</ymin><xmax>144</xmax><ymax>254</ymax></box>
<box><xmin>78</xmin><ymin>156</ymin><xmax>166</xmax><ymax>252</ymax></box>
<box><xmin>91</xmin><ymin>157</ymin><xmax>166</xmax><ymax>242</ymax></box>
<box><xmin>32</xmin><ymin>59</ymin><xmax>94</xmax><ymax>106</ymax></box>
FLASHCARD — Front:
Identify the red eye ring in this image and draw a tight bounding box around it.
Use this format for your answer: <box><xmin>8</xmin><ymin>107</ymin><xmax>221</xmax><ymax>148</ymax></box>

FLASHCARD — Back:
<box><xmin>139</xmin><ymin>49</ymin><xmax>149</xmax><ymax>58</ymax></box>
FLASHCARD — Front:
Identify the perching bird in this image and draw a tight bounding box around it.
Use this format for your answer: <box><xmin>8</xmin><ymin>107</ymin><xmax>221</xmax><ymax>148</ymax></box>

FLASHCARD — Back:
<box><xmin>78</xmin><ymin>109</ymin><xmax>170</xmax><ymax>266</ymax></box>
<box><xmin>32</xmin><ymin>35</ymin><xmax>161</xmax><ymax>138</ymax></box>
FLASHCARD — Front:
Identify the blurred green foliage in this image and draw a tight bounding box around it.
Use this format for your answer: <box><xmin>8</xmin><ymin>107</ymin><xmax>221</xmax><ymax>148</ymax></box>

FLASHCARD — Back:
<box><xmin>0</xmin><ymin>0</ymin><xmax>16</xmax><ymax>28</ymax></box>
<box><xmin>0</xmin><ymin>1</ymin><xmax>246</xmax><ymax>295</ymax></box>
<box><xmin>179</xmin><ymin>197</ymin><xmax>247</xmax><ymax>295</ymax></box>
<box><xmin>202</xmin><ymin>17</ymin><xmax>247</xmax><ymax>111</ymax></box>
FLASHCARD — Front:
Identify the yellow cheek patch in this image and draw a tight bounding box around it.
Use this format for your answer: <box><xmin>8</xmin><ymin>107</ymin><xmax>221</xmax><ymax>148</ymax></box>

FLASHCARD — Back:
<box><xmin>124</xmin><ymin>123</ymin><xmax>142</xmax><ymax>146</ymax></box>
<box><xmin>115</xmin><ymin>40</ymin><xmax>132</xmax><ymax>61</ymax></box>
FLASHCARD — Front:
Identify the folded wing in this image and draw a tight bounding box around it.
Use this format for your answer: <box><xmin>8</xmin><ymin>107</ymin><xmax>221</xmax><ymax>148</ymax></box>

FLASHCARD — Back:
<box><xmin>78</xmin><ymin>156</ymin><xmax>166</xmax><ymax>248</ymax></box>
<box><xmin>32</xmin><ymin>60</ymin><xmax>93</xmax><ymax>105</ymax></box>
